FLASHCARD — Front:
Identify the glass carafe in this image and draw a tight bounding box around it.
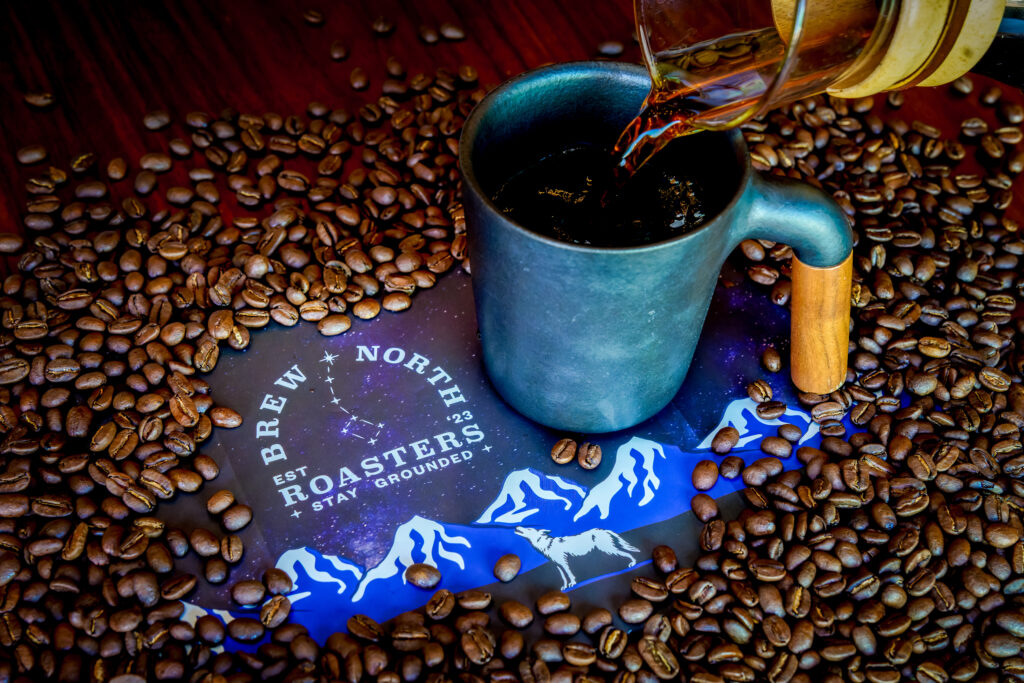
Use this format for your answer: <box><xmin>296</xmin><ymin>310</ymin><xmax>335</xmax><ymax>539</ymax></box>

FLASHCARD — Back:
<box><xmin>636</xmin><ymin>0</ymin><xmax>1023</xmax><ymax>133</ymax></box>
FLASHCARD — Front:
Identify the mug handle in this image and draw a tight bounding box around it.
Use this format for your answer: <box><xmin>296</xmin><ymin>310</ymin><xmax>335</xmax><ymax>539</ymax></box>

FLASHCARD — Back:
<box><xmin>734</xmin><ymin>172</ymin><xmax>854</xmax><ymax>394</ymax></box>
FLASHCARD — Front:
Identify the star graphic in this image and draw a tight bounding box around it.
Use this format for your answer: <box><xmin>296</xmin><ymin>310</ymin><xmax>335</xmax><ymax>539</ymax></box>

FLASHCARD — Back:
<box><xmin>291</xmin><ymin>509</ymin><xmax>302</xmax><ymax>518</ymax></box>
<box><xmin>325</xmin><ymin>376</ymin><xmax>334</xmax><ymax>384</ymax></box>
<box><xmin>369</xmin><ymin>438</ymin><xmax>377</xmax><ymax>445</ymax></box>
<box><xmin>342</xmin><ymin>427</ymin><xmax>349</xmax><ymax>434</ymax></box>
<box><xmin>331</xmin><ymin>398</ymin><xmax>340</xmax><ymax>405</ymax></box>
<box><xmin>377</xmin><ymin>422</ymin><xmax>384</xmax><ymax>428</ymax></box>
<box><xmin>482</xmin><ymin>444</ymin><xmax>492</xmax><ymax>452</ymax></box>
<box><xmin>320</xmin><ymin>351</ymin><xmax>337</xmax><ymax>365</ymax></box>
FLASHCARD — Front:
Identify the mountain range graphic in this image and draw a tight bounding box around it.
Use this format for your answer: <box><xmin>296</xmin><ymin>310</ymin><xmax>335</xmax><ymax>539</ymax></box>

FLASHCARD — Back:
<box><xmin>184</xmin><ymin>398</ymin><xmax>819</xmax><ymax>642</ymax></box>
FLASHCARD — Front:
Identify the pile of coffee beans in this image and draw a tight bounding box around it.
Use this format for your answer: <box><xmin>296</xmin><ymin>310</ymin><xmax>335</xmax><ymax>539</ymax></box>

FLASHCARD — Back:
<box><xmin>693</xmin><ymin>78</ymin><xmax>1024</xmax><ymax>682</ymax></box>
<box><xmin>4</xmin><ymin>6</ymin><xmax>1024</xmax><ymax>678</ymax></box>
<box><xmin>550</xmin><ymin>438</ymin><xmax>603</xmax><ymax>470</ymax></box>
<box><xmin>1</xmin><ymin>12</ymin><xmax>482</xmax><ymax>679</ymax></box>
<box><xmin>528</xmin><ymin>79</ymin><xmax>1024</xmax><ymax>683</ymax></box>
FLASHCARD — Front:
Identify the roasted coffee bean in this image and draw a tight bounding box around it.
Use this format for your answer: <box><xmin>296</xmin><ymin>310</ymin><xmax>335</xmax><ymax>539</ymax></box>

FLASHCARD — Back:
<box><xmin>405</xmin><ymin>563</ymin><xmax>441</xmax><ymax>589</ymax></box>
<box><xmin>439</xmin><ymin>21</ymin><xmax>465</xmax><ymax>40</ymax></box>
<box><xmin>261</xmin><ymin>595</ymin><xmax>291</xmax><ymax>628</ymax></box>
<box><xmin>189</xmin><ymin>528</ymin><xmax>219</xmax><ymax>557</ymax></box>
<box><xmin>350</xmin><ymin>67</ymin><xmax>369</xmax><ymax>90</ymax></box>
<box><xmin>742</xmin><ymin>462</ymin><xmax>768</xmax><ymax>486</ymax></box>
<box><xmin>619</xmin><ymin>599</ymin><xmax>653</xmax><ymax>624</ymax></box>
<box><xmin>462</xmin><ymin>626</ymin><xmax>496</xmax><ymax>665</ymax></box>
<box><xmin>0</xmin><ymin>551</ymin><xmax>20</xmax><ymax>584</ymax></box>
<box><xmin>712</xmin><ymin>426</ymin><xmax>740</xmax><ymax>454</ymax></box>
<box><xmin>318</xmin><ymin>314</ymin><xmax>352</xmax><ymax>336</ymax></box>
<box><xmin>227</xmin><ymin>617</ymin><xmax>264</xmax><ymax>642</ymax></box>
<box><xmin>1001</xmin><ymin>101</ymin><xmax>1024</xmax><ymax>124</ymax></box>
<box><xmin>638</xmin><ymin>636</ymin><xmax>679</xmax><ymax>679</ymax></box>
<box><xmin>597</xmin><ymin>625</ymin><xmax>627</xmax><ymax>659</ymax></box>
<box><xmin>544</xmin><ymin>612</ymin><xmax>581</xmax><ymax>636</ymax></box>
<box><xmin>206</xmin><ymin>489</ymin><xmax>235</xmax><ymax>515</ymax></box>
<box><xmin>778</xmin><ymin>423</ymin><xmax>802</xmax><ymax>442</ymax></box>
<box><xmin>551</xmin><ymin>438</ymin><xmax>577</xmax><ymax>464</ymax></box>
<box><xmin>17</xmin><ymin>144</ymin><xmax>47</xmax><ymax>165</ymax></box>
<box><xmin>761</xmin><ymin>435</ymin><xmax>792</xmax><ymax>458</ymax></box>
<box><xmin>985</xmin><ymin>523</ymin><xmax>1021</xmax><ymax>548</ymax></box>
<box><xmin>220</xmin><ymin>534</ymin><xmax>243</xmax><ymax>563</ymax></box>
<box><xmin>747</xmin><ymin>379</ymin><xmax>773</xmax><ymax>403</ymax></box>
<box><xmin>231</xmin><ymin>579</ymin><xmax>266</xmax><ymax>605</ymax></box>
<box><xmin>692</xmin><ymin>460</ymin><xmax>719</xmax><ymax>491</ymax></box>
<box><xmin>690</xmin><ymin>493</ymin><xmax>718</xmax><ymax>522</ymax></box>
<box><xmin>139</xmin><ymin>151</ymin><xmax>172</xmax><ymax>172</ymax></box>
<box><xmin>133</xmin><ymin>169</ymin><xmax>157</xmax><ymax>194</ymax></box>
<box><xmin>105</xmin><ymin>156</ymin><xmax>128</xmax><ymax>181</ymax></box>
<box><xmin>500</xmin><ymin>600</ymin><xmax>534</xmax><ymax>628</ymax></box>
<box><xmin>143</xmin><ymin>110</ymin><xmax>171</xmax><ymax>130</ymax></box>
<box><xmin>563</xmin><ymin>640</ymin><xmax>597</xmax><ymax>666</ymax></box>
<box><xmin>494</xmin><ymin>554</ymin><xmax>521</xmax><ymax>582</ymax></box>
<box><xmin>348</xmin><ymin>614</ymin><xmax>384</xmax><ymax>641</ymax></box>
<box><xmin>371</xmin><ymin>15</ymin><xmax>394</xmax><ymax>35</ymax></box>
<box><xmin>263</xmin><ymin>567</ymin><xmax>293</xmax><ymax>595</ymax></box>
<box><xmin>209</xmin><ymin>406</ymin><xmax>243</xmax><ymax>428</ymax></box>
<box><xmin>352</xmin><ymin>298</ymin><xmax>381</xmax><ymax>320</ymax></box>
<box><xmin>578</xmin><ymin>442</ymin><xmax>602</xmax><ymax>469</ymax></box>
<box><xmin>426</xmin><ymin>589</ymin><xmax>455</xmax><ymax>620</ymax></box>
<box><xmin>631</xmin><ymin>576</ymin><xmax>668</xmax><ymax>602</ymax></box>
<box><xmin>457</xmin><ymin>589</ymin><xmax>492</xmax><ymax>610</ymax></box>
<box><xmin>762</xmin><ymin>347</ymin><xmax>782</xmax><ymax>372</ymax></box>
<box><xmin>418</xmin><ymin>24</ymin><xmax>440</xmax><ymax>44</ymax></box>
<box><xmin>652</xmin><ymin>545</ymin><xmax>678</xmax><ymax>573</ymax></box>
<box><xmin>25</xmin><ymin>91</ymin><xmax>56</xmax><ymax>108</ymax></box>
<box><xmin>756</xmin><ymin>400</ymin><xmax>786</xmax><ymax>420</ymax></box>
<box><xmin>330</xmin><ymin>40</ymin><xmax>349</xmax><ymax>61</ymax></box>
<box><xmin>0</xmin><ymin>233</ymin><xmax>24</xmax><ymax>252</ymax></box>
<box><xmin>195</xmin><ymin>615</ymin><xmax>226</xmax><ymax>645</ymax></box>
<box><xmin>811</xmin><ymin>401</ymin><xmax>844</xmax><ymax>422</ymax></box>
<box><xmin>382</xmin><ymin>292</ymin><xmax>411</xmax><ymax>312</ymax></box>
<box><xmin>720</xmin><ymin>455</ymin><xmax>743</xmax><ymax>479</ymax></box>
<box><xmin>749</xmin><ymin>558</ymin><xmax>786</xmax><ymax>581</ymax></box>
<box><xmin>537</xmin><ymin>590</ymin><xmax>571</xmax><ymax>615</ymax></box>
<box><xmin>221</xmin><ymin>503</ymin><xmax>252</xmax><ymax>531</ymax></box>
<box><xmin>951</xmin><ymin>76</ymin><xmax>973</xmax><ymax>95</ymax></box>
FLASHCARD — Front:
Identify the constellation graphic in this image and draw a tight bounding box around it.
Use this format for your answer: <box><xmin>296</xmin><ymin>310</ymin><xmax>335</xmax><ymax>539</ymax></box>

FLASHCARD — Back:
<box><xmin>320</xmin><ymin>350</ymin><xmax>385</xmax><ymax>443</ymax></box>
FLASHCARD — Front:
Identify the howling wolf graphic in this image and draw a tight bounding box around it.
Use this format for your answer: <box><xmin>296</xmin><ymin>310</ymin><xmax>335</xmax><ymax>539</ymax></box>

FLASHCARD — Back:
<box><xmin>515</xmin><ymin>526</ymin><xmax>640</xmax><ymax>590</ymax></box>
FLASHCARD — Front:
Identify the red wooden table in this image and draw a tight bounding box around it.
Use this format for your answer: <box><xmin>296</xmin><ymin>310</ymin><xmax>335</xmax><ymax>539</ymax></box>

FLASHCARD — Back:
<box><xmin>3</xmin><ymin>1</ymin><xmax>1022</xmax><ymax>236</ymax></box>
<box><xmin>2</xmin><ymin>0</ymin><xmax>1024</xmax><ymax>653</ymax></box>
<box><xmin>0</xmin><ymin>0</ymin><xmax>642</xmax><ymax>229</ymax></box>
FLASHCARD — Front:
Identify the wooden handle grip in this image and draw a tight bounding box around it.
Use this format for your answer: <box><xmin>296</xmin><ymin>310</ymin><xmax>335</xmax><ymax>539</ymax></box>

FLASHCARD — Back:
<box><xmin>790</xmin><ymin>253</ymin><xmax>852</xmax><ymax>394</ymax></box>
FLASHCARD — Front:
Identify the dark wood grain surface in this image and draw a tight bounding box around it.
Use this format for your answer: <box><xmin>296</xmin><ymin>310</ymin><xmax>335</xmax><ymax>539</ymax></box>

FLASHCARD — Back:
<box><xmin>1</xmin><ymin>0</ymin><xmax>1023</xmax><ymax>640</ymax></box>
<box><xmin>0</xmin><ymin>0</ymin><xmax>640</xmax><ymax>230</ymax></box>
<box><xmin>3</xmin><ymin>0</ymin><xmax>1022</xmax><ymax>233</ymax></box>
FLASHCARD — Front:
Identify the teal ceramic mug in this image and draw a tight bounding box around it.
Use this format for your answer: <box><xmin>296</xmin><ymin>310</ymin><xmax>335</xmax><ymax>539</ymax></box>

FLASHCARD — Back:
<box><xmin>460</xmin><ymin>61</ymin><xmax>853</xmax><ymax>433</ymax></box>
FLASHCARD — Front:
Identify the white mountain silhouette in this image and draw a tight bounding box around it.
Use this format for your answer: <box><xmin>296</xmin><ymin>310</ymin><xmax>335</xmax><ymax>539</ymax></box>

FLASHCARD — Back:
<box><xmin>277</xmin><ymin>547</ymin><xmax>364</xmax><ymax>596</ymax></box>
<box><xmin>181</xmin><ymin>601</ymin><xmax>234</xmax><ymax>627</ymax></box>
<box><xmin>696</xmin><ymin>398</ymin><xmax>817</xmax><ymax>450</ymax></box>
<box><xmin>475</xmin><ymin>468</ymin><xmax>587</xmax><ymax>525</ymax></box>
<box><xmin>351</xmin><ymin>516</ymin><xmax>471</xmax><ymax>601</ymax></box>
<box><xmin>573</xmin><ymin>437</ymin><xmax>665</xmax><ymax>522</ymax></box>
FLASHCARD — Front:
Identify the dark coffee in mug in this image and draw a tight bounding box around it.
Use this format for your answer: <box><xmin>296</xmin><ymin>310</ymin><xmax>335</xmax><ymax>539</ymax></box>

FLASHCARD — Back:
<box><xmin>490</xmin><ymin>141</ymin><xmax>712</xmax><ymax>247</ymax></box>
<box><xmin>462</xmin><ymin>62</ymin><xmax>852</xmax><ymax>432</ymax></box>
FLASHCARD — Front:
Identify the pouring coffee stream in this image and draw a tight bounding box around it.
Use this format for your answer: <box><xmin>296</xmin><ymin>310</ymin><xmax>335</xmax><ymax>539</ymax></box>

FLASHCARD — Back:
<box><xmin>465</xmin><ymin>62</ymin><xmax>856</xmax><ymax>431</ymax></box>
<box><xmin>618</xmin><ymin>0</ymin><xmax>1024</xmax><ymax>175</ymax></box>
<box><xmin>599</xmin><ymin>0</ymin><xmax>1024</xmax><ymax>395</ymax></box>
